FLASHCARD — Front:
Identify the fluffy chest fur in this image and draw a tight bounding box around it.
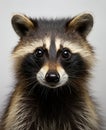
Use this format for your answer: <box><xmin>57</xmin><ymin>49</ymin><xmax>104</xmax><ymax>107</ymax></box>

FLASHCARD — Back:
<box><xmin>2</xmin><ymin>85</ymin><xmax>99</xmax><ymax>130</ymax></box>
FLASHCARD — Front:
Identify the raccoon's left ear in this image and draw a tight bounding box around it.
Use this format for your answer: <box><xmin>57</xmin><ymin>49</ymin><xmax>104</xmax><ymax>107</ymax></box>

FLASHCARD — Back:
<box><xmin>67</xmin><ymin>13</ymin><xmax>93</xmax><ymax>37</ymax></box>
<box><xmin>11</xmin><ymin>14</ymin><xmax>35</xmax><ymax>37</ymax></box>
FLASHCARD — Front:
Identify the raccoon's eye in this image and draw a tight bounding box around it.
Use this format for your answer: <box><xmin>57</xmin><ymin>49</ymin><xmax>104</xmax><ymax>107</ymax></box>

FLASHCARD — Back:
<box><xmin>61</xmin><ymin>48</ymin><xmax>71</xmax><ymax>59</ymax></box>
<box><xmin>34</xmin><ymin>48</ymin><xmax>44</xmax><ymax>58</ymax></box>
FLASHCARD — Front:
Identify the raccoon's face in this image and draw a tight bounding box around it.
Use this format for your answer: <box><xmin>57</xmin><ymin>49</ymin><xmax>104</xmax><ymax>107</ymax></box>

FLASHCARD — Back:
<box><xmin>12</xmin><ymin>13</ymin><xmax>94</xmax><ymax>89</ymax></box>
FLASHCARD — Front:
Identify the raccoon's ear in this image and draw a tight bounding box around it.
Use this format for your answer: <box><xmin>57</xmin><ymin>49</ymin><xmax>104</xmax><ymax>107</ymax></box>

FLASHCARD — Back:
<box><xmin>11</xmin><ymin>14</ymin><xmax>35</xmax><ymax>37</ymax></box>
<box><xmin>67</xmin><ymin>13</ymin><xmax>93</xmax><ymax>37</ymax></box>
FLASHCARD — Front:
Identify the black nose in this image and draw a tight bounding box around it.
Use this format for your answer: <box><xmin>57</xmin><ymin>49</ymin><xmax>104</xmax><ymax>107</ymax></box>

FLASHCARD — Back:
<box><xmin>45</xmin><ymin>71</ymin><xmax>60</xmax><ymax>84</ymax></box>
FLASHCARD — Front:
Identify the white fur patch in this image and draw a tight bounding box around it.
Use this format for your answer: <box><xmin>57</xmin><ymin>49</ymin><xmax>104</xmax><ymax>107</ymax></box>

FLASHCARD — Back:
<box><xmin>43</xmin><ymin>37</ymin><xmax>51</xmax><ymax>50</ymax></box>
<box><xmin>12</xmin><ymin>37</ymin><xmax>51</xmax><ymax>58</ymax></box>
<box><xmin>56</xmin><ymin>65</ymin><xmax>68</xmax><ymax>87</ymax></box>
<box><xmin>12</xmin><ymin>40</ymin><xmax>43</xmax><ymax>58</ymax></box>
<box><xmin>36</xmin><ymin>64</ymin><xmax>49</xmax><ymax>86</ymax></box>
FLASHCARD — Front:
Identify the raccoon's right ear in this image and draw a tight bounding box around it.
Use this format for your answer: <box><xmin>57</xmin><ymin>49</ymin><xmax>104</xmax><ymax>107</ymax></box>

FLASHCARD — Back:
<box><xmin>67</xmin><ymin>13</ymin><xmax>93</xmax><ymax>38</ymax></box>
<box><xmin>11</xmin><ymin>14</ymin><xmax>35</xmax><ymax>37</ymax></box>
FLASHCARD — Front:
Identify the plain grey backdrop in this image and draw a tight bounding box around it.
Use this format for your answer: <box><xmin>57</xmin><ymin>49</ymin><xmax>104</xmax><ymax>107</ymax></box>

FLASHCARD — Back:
<box><xmin>0</xmin><ymin>0</ymin><xmax>106</xmax><ymax>123</ymax></box>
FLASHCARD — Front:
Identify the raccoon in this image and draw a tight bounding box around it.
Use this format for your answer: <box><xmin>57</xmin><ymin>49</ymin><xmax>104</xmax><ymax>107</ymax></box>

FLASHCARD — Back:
<box><xmin>0</xmin><ymin>13</ymin><xmax>102</xmax><ymax>130</ymax></box>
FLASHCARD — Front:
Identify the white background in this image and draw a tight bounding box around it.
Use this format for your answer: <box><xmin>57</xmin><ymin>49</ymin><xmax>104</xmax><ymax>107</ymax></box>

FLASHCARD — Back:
<box><xmin>0</xmin><ymin>0</ymin><xmax>106</xmax><ymax>124</ymax></box>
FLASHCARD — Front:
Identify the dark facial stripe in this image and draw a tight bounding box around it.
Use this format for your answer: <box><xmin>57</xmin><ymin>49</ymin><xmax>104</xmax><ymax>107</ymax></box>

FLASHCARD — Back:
<box><xmin>49</xmin><ymin>37</ymin><xmax>56</xmax><ymax>62</ymax></box>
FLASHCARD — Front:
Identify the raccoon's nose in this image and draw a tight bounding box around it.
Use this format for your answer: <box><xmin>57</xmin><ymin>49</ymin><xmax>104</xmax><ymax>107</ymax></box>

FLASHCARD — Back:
<box><xmin>45</xmin><ymin>71</ymin><xmax>60</xmax><ymax>84</ymax></box>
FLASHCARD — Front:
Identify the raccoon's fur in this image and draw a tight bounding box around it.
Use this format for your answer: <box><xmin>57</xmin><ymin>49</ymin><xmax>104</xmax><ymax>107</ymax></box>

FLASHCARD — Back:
<box><xmin>0</xmin><ymin>13</ymin><xmax>103</xmax><ymax>130</ymax></box>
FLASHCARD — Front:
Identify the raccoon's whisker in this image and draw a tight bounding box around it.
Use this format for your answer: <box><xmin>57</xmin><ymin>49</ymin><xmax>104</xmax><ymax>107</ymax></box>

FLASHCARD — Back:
<box><xmin>68</xmin><ymin>80</ymin><xmax>79</xmax><ymax>91</ymax></box>
<box><xmin>23</xmin><ymin>77</ymin><xmax>37</xmax><ymax>85</ymax></box>
<box><xmin>43</xmin><ymin>87</ymin><xmax>50</xmax><ymax>100</ymax></box>
<box><xmin>68</xmin><ymin>75</ymin><xmax>81</xmax><ymax>79</ymax></box>
<box><xmin>67</xmin><ymin>67</ymin><xmax>88</xmax><ymax>72</ymax></box>
<box><xmin>26</xmin><ymin>80</ymin><xmax>38</xmax><ymax>88</ymax></box>
<box><xmin>40</xmin><ymin>87</ymin><xmax>47</xmax><ymax>97</ymax></box>
<box><xmin>30</xmin><ymin>57</ymin><xmax>40</xmax><ymax>68</ymax></box>
<box><xmin>68</xmin><ymin>73</ymin><xmax>87</xmax><ymax>79</ymax></box>
<box><xmin>55</xmin><ymin>87</ymin><xmax>59</xmax><ymax>96</ymax></box>
<box><xmin>28</xmin><ymin>82</ymin><xmax>39</xmax><ymax>95</ymax></box>
<box><xmin>23</xmin><ymin>76</ymin><xmax>36</xmax><ymax>82</ymax></box>
<box><xmin>69</xmin><ymin>80</ymin><xmax>77</xmax><ymax>86</ymax></box>
<box><xmin>67</xmin><ymin>84</ymin><xmax>72</xmax><ymax>95</ymax></box>
<box><xmin>34</xmin><ymin>60</ymin><xmax>42</xmax><ymax>69</ymax></box>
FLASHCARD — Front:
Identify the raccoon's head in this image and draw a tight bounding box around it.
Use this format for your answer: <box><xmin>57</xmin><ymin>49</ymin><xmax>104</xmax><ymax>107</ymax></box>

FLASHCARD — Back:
<box><xmin>12</xmin><ymin>13</ymin><xmax>94</xmax><ymax>90</ymax></box>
